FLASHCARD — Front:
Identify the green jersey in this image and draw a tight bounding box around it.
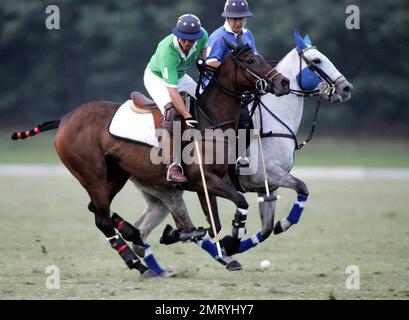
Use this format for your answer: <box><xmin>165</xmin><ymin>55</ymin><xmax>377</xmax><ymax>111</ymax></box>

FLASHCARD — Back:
<box><xmin>148</xmin><ymin>27</ymin><xmax>208</xmax><ymax>87</ymax></box>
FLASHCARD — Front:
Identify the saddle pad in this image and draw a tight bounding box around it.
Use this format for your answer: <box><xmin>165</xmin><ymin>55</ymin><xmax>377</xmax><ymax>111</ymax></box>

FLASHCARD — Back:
<box><xmin>109</xmin><ymin>100</ymin><xmax>159</xmax><ymax>147</ymax></box>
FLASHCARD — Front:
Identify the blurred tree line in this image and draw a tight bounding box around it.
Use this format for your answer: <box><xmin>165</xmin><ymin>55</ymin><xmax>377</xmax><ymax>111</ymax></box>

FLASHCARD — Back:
<box><xmin>0</xmin><ymin>0</ymin><xmax>408</xmax><ymax>137</ymax></box>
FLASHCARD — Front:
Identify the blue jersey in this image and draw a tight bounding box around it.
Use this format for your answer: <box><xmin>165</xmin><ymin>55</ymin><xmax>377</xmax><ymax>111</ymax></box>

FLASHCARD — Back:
<box><xmin>206</xmin><ymin>21</ymin><xmax>257</xmax><ymax>64</ymax></box>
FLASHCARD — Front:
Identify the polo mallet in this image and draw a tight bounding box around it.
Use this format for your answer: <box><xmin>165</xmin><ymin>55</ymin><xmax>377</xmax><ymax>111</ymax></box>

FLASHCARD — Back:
<box><xmin>254</xmin><ymin>109</ymin><xmax>279</xmax><ymax>203</ymax></box>
<box><xmin>193</xmin><ymin>134</ymin><xmax>223</xmax><ymax>258</ymax></box>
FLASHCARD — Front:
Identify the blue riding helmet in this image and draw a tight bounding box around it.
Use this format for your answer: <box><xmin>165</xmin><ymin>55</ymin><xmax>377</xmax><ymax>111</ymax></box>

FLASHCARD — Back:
<box><xmin>172</xmin><ymin>14</ymin><xmax>204</xmax><ymax>40</ymax></box>
<box><xmin>221</xmin><ymin>0</ymin><xmax>253</xmax><ymax>18</ymax></box>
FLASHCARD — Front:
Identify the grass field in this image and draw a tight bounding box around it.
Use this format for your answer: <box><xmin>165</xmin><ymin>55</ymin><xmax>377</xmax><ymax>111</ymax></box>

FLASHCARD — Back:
<box><xmin>1</xmin><ymin>130</ymin><xmax>408</xmax><ymax>299</ymax></box>
<box><xmin>1</xmin><ymin>175</ymin><xmax>408</xmax><ymax>300</ymax></box>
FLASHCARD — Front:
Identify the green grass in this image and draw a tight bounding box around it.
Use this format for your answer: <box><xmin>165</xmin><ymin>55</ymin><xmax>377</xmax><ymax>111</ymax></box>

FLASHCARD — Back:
<box><xmin>2</xmin><ymin>130</ymin><xmax>408</xmax><ymax>167</ymax></box>
<box><xmin>1</xmin><ymin>131</ymin><xmax>60</xmax><ymax>163</ymax></box>
<box><xmin>1</xmin><ymin>176</ymin><xmax>408</xmax><ymax>299</ymax></box>
<box><xmin>294</xmin><ymin>137</ymin><xmax>409</xmax><ymax>168</ymax></box>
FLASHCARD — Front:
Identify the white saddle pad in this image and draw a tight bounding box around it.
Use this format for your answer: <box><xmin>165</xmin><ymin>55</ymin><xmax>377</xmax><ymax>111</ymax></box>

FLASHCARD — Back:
<box><xmin>109</xmin><ymin>100</ymin><xmax>159</xmax><ymax>147</ymax></box>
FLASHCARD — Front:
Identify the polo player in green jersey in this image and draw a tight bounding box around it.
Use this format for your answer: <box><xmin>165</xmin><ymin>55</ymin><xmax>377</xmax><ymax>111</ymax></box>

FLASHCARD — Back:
<box><xmin>144</xmin><ymin>14</ymin><xmax>208</xmax><ymax>183</ymax></box>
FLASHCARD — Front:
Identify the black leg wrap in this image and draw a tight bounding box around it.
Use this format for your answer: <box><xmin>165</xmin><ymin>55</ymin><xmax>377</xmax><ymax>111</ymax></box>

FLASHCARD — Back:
<box><xmin>108</xmin><ymin>235</ymin><xmax>148</xmax><ymax>274</ymax></box>
<box><xmin>160</xmin><ymin>224</ymin><xmax>181</xmax><ymax>245</ymax></box>
<box><xmin>220</xmin><ymin>235</ymin><xmax>241</xmax><ymax>256</ymax></box>
<box><xmin>160</xmin><ymin>224</ymin><xmax>210</xmax><ymax>244</ymax></box>
<box><xmin>232</xmin><ymin>210</ymin><xmax>247</xmax><ymax>239</ymax></box>
<box><xmin>111</xmin><ymin>213</ymin><xmax>145</xmax><ymax>257</ymax></box>
<box><xmin>179</xmin><ymin>226</ymin><xmax>210</xmax><ymax>242</ymax></box>
<box><xmin>273</xmin><ymin>221</ymin><xmax>284</xmax><ymax>235</ymax></box>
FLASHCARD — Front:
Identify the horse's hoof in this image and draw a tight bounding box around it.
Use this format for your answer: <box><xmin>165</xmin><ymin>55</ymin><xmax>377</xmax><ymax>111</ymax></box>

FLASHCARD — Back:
<box><xmin>226</xmin><ymin>260</ymin><xmax>243</xmax><ymax>271</ymax></box>
<box><xmin>160</xmin><ymin>269</ymin><xmax>178</xmax><ymax>278</ymax></box>
<box><xmin>139</xmin><ymin>269</ymin><xmax>157</xmax><ymax>280</ymax></box>
<box><xmin>273</xmin><ymin>222</ymin><xmax>284</xmax><ymax>235</ymax></box>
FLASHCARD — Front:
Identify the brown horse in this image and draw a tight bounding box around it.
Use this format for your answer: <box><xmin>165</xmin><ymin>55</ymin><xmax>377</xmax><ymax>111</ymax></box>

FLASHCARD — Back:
<box><xmin>12</xmin><ymin>39</ymin><xmax>289</xmax><ymax>278</ymax></box>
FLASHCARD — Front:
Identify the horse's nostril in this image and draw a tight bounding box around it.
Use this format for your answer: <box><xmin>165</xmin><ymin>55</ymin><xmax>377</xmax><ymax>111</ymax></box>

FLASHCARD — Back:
<box><xmin>343</xmin><ymin>86</ymin><xmax>351</xmax><ymax>92</ymax></box>
<box><xmin>281</xmin><ymin>79</ymin><xmax>289</xmax><ymax>88</ymax></box>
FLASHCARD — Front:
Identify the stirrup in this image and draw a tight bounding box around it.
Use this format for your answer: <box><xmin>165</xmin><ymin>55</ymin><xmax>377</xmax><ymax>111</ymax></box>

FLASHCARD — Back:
<box><xmin>166</xmin><ymin>162</ymin><xmax>185</xmax><ymax>181</ymax></box>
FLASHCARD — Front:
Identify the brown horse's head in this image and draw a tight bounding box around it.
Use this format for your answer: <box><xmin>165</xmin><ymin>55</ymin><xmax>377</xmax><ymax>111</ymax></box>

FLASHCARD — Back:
<box><xmin>223</xmin><ymin>35</ymin><xmax>290</xmax><ymax>96</ymax></box>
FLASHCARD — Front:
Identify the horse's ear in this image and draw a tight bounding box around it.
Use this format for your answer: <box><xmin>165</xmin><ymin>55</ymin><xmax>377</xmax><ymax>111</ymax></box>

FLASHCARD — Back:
<box><xmin>294</xmin><ymin>30</ymin><xmax>307</xmax><ymax>50</ymax></box>
<box><xmin>223</xmin><ymin>37</ymin><xmax>238</xmax><ymax>52</ymax></box>
<box><xmin>303</xmin><ymin>34</ymin><xmax>312</xmax><ymax>46</ymax></box>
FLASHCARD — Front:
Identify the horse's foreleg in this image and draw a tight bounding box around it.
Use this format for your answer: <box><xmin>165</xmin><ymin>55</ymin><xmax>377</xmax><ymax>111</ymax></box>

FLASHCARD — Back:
<box><xmin>237</xmin><ymin>189</ymin><xmax>278</xmax><ymax>254</ymax></box>
<box><xmin>195</xmin><ymin>173</ymin><xmax>250</xmax><ymax>256</ymax></box>
<box><xmin>195</xmin><ymin>193</ymin><xmax>243</xmax><ymax>271</ymax></box>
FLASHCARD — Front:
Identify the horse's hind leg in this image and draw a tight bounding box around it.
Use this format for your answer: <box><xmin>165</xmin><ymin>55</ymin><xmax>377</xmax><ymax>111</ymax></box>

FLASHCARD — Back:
<box><xmin>131</xmin><ymin>188</ymin><xmax>177</xmax><ymax>278</ymax></box>
<box><xmin>264</xmin><ymin>165</ymin><xmax>309</xmax><ymax>235</ymax></box>
<box><xmin>61</xmin><ymin>151</ymin><xmax>148</xmax><ymax>275</ymax></box>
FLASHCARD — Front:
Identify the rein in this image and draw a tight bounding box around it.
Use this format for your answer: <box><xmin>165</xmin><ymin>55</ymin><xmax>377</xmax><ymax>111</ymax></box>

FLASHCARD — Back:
<box><xmin>248</xmin><ymin>94</ymin><xmax>322</xmax><ymax>151</ymax></box>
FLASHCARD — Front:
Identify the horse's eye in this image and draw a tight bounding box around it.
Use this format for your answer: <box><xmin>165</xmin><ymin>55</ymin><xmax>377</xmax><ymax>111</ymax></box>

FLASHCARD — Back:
<box><xmin>246</xmin><ymin>58</ymin><xmax>255</xmax><ymax>64</ymax></box>
<box><xmin>313</xmin><ymin>58</ymin><xmax>322</xmax><ymax>64</ymax></box>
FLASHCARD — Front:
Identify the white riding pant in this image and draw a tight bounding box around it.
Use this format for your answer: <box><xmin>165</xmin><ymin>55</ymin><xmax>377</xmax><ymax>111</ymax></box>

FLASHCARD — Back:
<box><xmin>143</xmin><ymin>67</ymin><xmax>197</xmax><ymax>114</ymax></box>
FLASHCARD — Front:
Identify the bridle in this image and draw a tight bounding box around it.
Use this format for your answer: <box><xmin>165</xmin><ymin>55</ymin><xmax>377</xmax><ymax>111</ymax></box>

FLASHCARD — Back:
<box><xmin>229</xmin><ymin>45</ymin><xmax>281</xmax><ymax>95</ymax></box>
<box><xmin>292</xmin><ymin>46</ymin><xmax>348</xmax><ymax>98</ymax></box>
<box><xmin>248</xmin><ymin>46</ymin><xmax>349</xmax><ymax>150</ymax></box>
<box><xmin>195</xmin><ymin>44</ymin><xmax>279</xmax><ymax>130</ymax></box>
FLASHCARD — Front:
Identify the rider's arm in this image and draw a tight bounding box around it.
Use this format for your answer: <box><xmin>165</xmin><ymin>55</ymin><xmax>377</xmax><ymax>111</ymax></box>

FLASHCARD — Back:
<box><xmin>205</xmin><ymin>34</ymin><xmax>225</xmax><ymax>69</ymax></box>
<box><xmin>206</xmin><ymin>60</ymin><xmax>221</xmax><ymax>68</ymax></box>
<box><xmin>167</xmin><ymin>87</ymin><xmax>191</xmax><ymax>119</ymax></box>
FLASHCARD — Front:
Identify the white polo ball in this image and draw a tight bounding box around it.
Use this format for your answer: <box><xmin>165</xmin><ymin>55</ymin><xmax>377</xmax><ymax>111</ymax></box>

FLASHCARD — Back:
<box><xmin>260</xmin><ymin>259</ymin><xmax>271</xmax><ymax>270</ymax></box>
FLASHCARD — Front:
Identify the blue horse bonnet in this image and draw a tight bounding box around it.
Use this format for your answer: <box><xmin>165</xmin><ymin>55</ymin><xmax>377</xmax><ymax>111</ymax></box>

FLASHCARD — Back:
<box><xmin>294</xmin><ymin>30</ymin><xmax>321</xmax><ymax>91</ymax></box>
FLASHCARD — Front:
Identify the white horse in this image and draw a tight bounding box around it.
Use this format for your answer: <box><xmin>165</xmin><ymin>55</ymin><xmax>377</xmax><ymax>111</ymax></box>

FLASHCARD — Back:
<box><xmin>222</xmin><ymin>30</ymin><xmax>353</xmax><ymax>255</ymax></box>
<box><xmin>130</xmin><ymin>31</ymin><xmax>354</xmax><ymax>276</ymax></box>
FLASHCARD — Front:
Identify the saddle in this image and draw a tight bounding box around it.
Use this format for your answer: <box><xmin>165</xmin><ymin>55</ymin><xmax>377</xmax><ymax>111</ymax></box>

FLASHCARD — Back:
<box><xmin>130</xmin><ymin>91</ymin><xmax>163</xmax><ymax>129</ymax></box>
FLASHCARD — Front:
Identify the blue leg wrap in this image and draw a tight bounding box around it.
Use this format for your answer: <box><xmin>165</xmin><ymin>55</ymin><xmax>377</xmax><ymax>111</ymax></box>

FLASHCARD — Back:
<box><xmin>196</xmin><ymin>240</ymin><xmax>223</xmax><ymax>259</ymax></box>
<box><xmin>239</xmin><ymin>232</ymin><xmax>265</xmax><ymax>253</ymax></box>
<box><xmin>287</xmin><ymin>193</ymin><xmax>308</xmax><ymax>224</ymax></box>
<box><xmin>143</xmin><ymin>243</ymin><xmax>164</xmax><ymax>276</ymax></box>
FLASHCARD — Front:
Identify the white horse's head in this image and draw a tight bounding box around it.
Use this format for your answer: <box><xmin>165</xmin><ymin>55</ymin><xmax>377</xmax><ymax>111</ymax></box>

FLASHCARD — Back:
<box><xmin>286</xmin><ymin>30</ymin><xmax>354</xmax><ymax>103</ymax></box>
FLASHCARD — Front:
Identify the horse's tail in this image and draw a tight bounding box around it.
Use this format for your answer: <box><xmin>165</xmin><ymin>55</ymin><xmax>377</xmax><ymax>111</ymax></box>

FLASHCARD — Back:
<box><xmin>11</xmin><ymin>120</ymin><xmax>61</xmax><ymax>140</ymax></box>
